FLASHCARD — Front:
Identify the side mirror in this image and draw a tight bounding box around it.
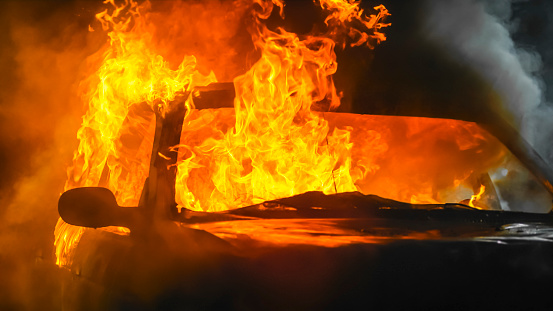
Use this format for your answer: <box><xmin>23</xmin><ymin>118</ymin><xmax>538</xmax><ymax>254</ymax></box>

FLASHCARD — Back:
<box><xmin>58</xmin><ymin>187</ymin><xmax>144</xmax><ymax>230</ymax></box>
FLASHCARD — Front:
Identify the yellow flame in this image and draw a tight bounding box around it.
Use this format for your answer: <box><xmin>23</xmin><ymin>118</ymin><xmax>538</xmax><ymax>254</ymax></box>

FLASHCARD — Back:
<box><xmin>55</xmin><ymin>0</ymin><xmax>510</xmax><ymax>270</ymax></box>
<box><xmin>54</xmin><ymin>219</ymin><xmax>84</xmax><ymax>267</ymax></box>
<box><xmin>56</xmin><ymin>0</ymin><xmax>216</xmax><ymax>267</ymax></box>
<box><xmin>469</xmin><ymin>184</ymin><xmax>486</xmax><ymax>209</ymax></box>
<box><xmin>174</xmin><ymin>0</ymin><xmax>390</xmax><ymax>212</ymax></box>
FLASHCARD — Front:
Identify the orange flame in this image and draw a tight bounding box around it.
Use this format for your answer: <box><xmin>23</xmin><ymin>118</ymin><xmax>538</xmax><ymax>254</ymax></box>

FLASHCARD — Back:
<box><xmin>55</xmin><ymin>0</ymin><xmax>391</xmax><ymax>266</ymax></box>
<box><xmin>55</xmin><ymin>0</ymin><xmax>216</xmax><ymax>267</ymax></box>
<box><xmin>67</xmin><ymin>0</ymin><xmax>215</xmax><ymax>204</ymax></box>
<box><xmin>54</xmin><ymin>0</ymin><xmax>514</xmax><ymax>268</ymax></box>
<box><xmin>55</xmin><ymin>0</ymin><xmax>511</xmax><ymax>266</ymax></box>
<box><xmin>317</xmin><ymin>0</ymin><xmax>391</xmax><ymax>48</ymax></box>
<box><xmin>173</xmin><ymin>0</ymin><xmax>391</xmax><ymax>212</ymax></box>
<box><xmin>52</xmin><ymin>0</ymin><xmax>517</xmax><ymax>267</ymax></box>
<box><xmin>177</xmin><ymin>110</ymin><xmax>505</xmax><ymax>209</ymax></box>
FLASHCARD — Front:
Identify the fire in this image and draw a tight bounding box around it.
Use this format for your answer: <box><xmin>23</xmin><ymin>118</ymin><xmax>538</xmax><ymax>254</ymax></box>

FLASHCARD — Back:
<box><xmin>55</xmin><ymin>0</ymin><xmax>390</xmax><ymax>266</ymax></box>
<box><xmin>174</xmin><ymin>0</ymin><xmax>369</xmax><ymax>212</ymax></box>
<box><xmin>469</xmin><ymin>185</ymin><xmax>486</xmax><ymax>209</ymax></box>
<box><xmin>55</xmin><ymin>0</ymin><xmax>507</xmax><ymax>267</ymax></box>
<box><xmin>56</xmin><ymin>0</ymin><xmax>216</xmax><ymax>266</ymax></box>
<box><xmin>67</xmin><ymin>0</ymin><xmax>215</xmax><ymax>204</ymax></box>
<box><xmin>178</xmin><ymin>110</ymin><xmax>505</xmax><ymax>209</ymax></box>
<box><xmin>173</xmin><ymin>0</ymin><xmax>390</xmax><ymax>212</ymax></box>
<box><xmin>318</xmin><ymin>0</ymin><xmax>391</xmax><ymax>47</ymax></box>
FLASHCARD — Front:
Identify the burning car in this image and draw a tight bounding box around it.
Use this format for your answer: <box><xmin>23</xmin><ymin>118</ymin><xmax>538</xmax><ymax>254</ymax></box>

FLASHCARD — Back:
<box><xmin>55</xmin><ymin>0</ymin><xmax>553</xmax><ymax>309</ymax></box>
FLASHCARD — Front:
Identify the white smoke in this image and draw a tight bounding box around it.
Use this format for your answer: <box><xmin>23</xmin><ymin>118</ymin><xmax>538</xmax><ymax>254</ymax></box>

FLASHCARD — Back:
<box><xmin>422</xmin><ymin>0</ymin><xmax>553</xmax><ymax>164</ymax></box>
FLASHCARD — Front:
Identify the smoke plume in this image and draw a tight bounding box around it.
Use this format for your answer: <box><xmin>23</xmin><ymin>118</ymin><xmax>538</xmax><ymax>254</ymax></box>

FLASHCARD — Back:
<box><xmin>421</xmin><ymin>0</ymin><xmax>553</xmax><ymax>164</ymax></box>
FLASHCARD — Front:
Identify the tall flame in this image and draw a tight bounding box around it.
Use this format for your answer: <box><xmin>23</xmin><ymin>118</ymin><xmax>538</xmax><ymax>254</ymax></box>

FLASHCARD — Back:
<box><xmin>53</xmin><ymin>0</ymin><xmax>511</xmax><ymax>268</ymax></box>
<box><xmin>55</xmin><ymin>0</ymin><xmax>216</xmax><ymax>266</ymax></box>
<box><xmin>56</xmin><ymin>0</ymin><xmax>391</xmax><ymax>265</ymax></box>
<box><xmin>67</xmin><ymin>0</ymin><xmax>215</xmax><ymax>204</ymax></box>
<box><xmin>173</xmin><ymin>0</ymin><xmax>390</xmax><ymax>211</ymax></box>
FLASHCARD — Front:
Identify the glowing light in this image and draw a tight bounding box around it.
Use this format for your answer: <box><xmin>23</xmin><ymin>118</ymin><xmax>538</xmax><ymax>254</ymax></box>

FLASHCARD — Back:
<box><xmin>469</xmin><ymin>185</ymin><xmax>486</xmax><ymax>209</ymax></box>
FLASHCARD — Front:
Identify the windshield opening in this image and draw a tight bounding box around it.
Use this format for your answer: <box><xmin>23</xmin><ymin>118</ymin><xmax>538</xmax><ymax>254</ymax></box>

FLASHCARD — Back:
<box><xmin>174</xmin><ymin>109</ymin><xmax>552</xmax><ymax>213</ymax></box>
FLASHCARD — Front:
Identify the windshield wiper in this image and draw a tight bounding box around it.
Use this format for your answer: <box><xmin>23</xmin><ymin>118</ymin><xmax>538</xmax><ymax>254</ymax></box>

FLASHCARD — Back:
<box><xmin>173</xmin><ymin>191</ymin><xmax>553</xmax><ymax>227</ymax></box>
